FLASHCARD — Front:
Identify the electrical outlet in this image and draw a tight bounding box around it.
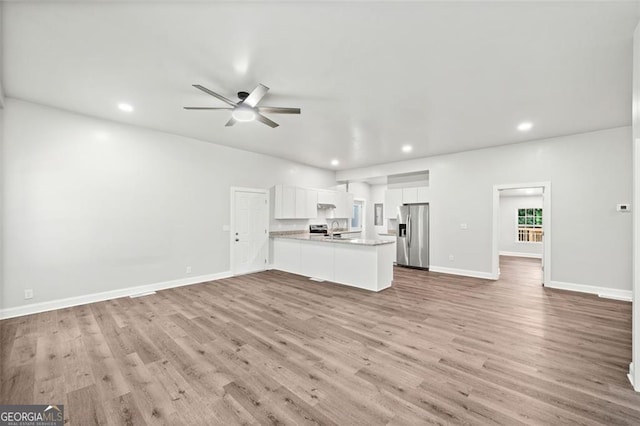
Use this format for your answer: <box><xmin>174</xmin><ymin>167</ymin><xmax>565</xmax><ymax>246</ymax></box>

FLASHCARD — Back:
<box><xmin>24</xmin><ymin>289</ymin><xmax>34</xmax><ymax>300</ymax></box>
<box><xmin>186</xmin><ymin>266</ymin><xmax>192</xmax><ymax>274</ymax></box>
<box><xmin>460</xmin><ymin>223</ymin><xmax>468</xmax><ymax>230</ymax></box>
<box><xmin>449</xmin><ymin>255</ymin><xmax>454</xmax><ymax>261</ymax></box>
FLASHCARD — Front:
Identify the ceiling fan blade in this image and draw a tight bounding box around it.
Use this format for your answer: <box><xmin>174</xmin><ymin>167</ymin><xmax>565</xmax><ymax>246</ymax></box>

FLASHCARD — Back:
<box><xmin>225</xmin><ymin>117</ymin><xmax>237</xmax><ymax>127</ymax></box>
<box><xmin>184</xmin><ymin>107</ymin><xmax>233</xmax><ymax>110</ymax></box>
<box><xmin>243</xmin><ymin>84</ymin><xmax>269</xmax><ymax>107</ymax></box>
<box><xmin>255</xmin><ymin>113</ymin><xmax>279</xmax><ymax>128</ymax></box>
<box><xmin>193</xmin><ymin>84</ymin><xmax>237</xmax><ymax>107</ymax></box>
<box><xmin>257</xmin><ymin>106</ymin><xmax>301</xmax><ymax>114</ymax></box>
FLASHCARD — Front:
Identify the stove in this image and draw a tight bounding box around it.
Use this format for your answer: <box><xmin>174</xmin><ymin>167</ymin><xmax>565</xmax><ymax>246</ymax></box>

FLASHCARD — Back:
<box><xmin>309</xmin><ymin>224</ymin><xmax>328</xmax><ymax>235</ymax></box>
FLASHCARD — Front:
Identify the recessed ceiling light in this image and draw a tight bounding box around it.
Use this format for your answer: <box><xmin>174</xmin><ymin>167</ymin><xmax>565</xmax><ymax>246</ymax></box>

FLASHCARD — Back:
<box><xmin>402</xmin><ymin>145</ymin><xmax>413</xmax><ymax>153</ymax></box>
<box><xmin>118</xmin><ymin>103</ymin><xmax>134</xmax><ymax>112</ymax></box>
<box><xmin>517</xmin><ymin>121</ymin><xmax>533</xmax><ymax>131</ymax></box>
<box><xmin>331</xmin><ymin>159</ymin><xmax>339</xmax><ymax>166</ymax></box>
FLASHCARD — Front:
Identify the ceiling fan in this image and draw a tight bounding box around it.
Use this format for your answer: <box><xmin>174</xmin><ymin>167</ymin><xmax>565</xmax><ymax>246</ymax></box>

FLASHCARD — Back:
<box><xmin>184</xmin><ymin>83</ymin><xmax>300</xmax><ymax>128</ymax></box>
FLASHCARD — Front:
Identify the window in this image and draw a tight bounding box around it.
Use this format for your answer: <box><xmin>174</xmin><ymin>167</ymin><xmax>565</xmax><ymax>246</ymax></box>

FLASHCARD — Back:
<box><xmin>517</xmin><ymin>208</ymin><xmax>542</xmax><ymax>242</ymax></box>
<box><xmin>351</xmin><ymin>200</ymin><xmax>364</xmax><ymax>231</ymax></box>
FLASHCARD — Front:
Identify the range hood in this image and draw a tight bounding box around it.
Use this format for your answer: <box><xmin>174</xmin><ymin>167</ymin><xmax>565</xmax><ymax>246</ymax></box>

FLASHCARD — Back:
<box><xmin>317</xmin><ymin>203</ymin><xmax>336</xmax><ymax>209</ymax></box>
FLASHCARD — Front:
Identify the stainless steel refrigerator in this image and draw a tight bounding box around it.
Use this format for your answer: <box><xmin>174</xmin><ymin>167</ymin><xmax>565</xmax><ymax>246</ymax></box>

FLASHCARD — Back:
<box><xmin>397</xmin><ymin>204</ymin><xmax>429</xmax><ymax>269</ymax></box>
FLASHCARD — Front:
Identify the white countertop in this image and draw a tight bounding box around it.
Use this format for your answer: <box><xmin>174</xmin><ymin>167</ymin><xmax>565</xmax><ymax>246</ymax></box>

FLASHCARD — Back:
<box><xmin>271</xmin><ymin>233</ymin><xmax>394</xmax><ymax>246</ymax></box>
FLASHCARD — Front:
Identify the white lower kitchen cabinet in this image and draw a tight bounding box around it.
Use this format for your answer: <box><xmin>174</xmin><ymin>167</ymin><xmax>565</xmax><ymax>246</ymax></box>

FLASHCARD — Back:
<box><xmin>333</xmin><ymin>242</ymin><xmax>394</xmax><ymax>291</ymax></box>
<box><xmin>299</xmin><ymin>240</ymin><xmax>334</xmax><ymax>281</ymax></box>
<box><xmin>271</xmin><ymin>236</ymin><xmax>395</xmax><ymax>292</ymax></box>
<box><xmin>272</xmin><ymin>238</ymin><xmax>302</xmax><ymax>275</ymax></box>
<box><xmin>377</xmin><ymin>234</ymin><xmax>398</xmax><ymax>263</ymax></box>
<box><xmin>333</xmin><ymin>244</ymin><xmax>377</xmax><ymax>290</ymax></box>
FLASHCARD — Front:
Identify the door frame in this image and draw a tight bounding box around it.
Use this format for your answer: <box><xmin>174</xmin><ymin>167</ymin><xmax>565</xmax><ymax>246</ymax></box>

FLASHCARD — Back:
<box><xmin>491</xmin><ymin>182</ymin><xmax>551</xmax><ymax>284</ymax></box>
<box><xmin>230</xmin><ymin>186</ymin><xmax>270</xmax><ymax>276</ymax></box>
<box><xmin>352</xmin><ymin>197</ymin><xmax>366</xmax><ymax>235</ymax></box>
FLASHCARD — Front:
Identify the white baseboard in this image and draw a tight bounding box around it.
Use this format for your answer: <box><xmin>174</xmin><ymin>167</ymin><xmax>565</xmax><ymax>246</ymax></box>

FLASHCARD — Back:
<box><xmin>0</xmin><ymin>271</ymin><xmax>233</xmax><ymax>320</ymax></box>
<box><xmin>546</xmin><ymin>280</ymin><xmax>632</xmax><ymax>302</ymax></box>
<box><xmin>429</xmin><ymin>266</ymin><xmax>495</xmax><ymax>280</ymax></box>
<box><xmin>629</xmin><ymin>363</ymin><xmax>636</xmax><ymax>391</ymax></box>
<box><xmin>499</xmin><ymin>251</ymin><xmax>543</xmax><ymax>259</ymax></box>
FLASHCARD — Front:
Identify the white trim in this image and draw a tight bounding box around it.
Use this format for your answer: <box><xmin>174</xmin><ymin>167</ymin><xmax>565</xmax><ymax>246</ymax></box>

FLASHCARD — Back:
<box><xmin>632</xmin><ymin>21</ymin><xmax>640</xmax><ymax>392</ymax></box>
<box><xmin>630</xmin><ymin>363</ymin><xmax>638</xmax><ymax>391</ymax></box>
<box><xmin>129</xmin><ymin>291</ymin><xmax>157</xmax><ymax>298</ymax></box>
<box><xmin>429</xmin><ymin>265</ymin><xmax>495</xmax><ymax>280</ymax></box>
<box><xmin>546</xmin><ymin>280</ymin><xmax>632</xmax><ymax>302</ymax></box>
<box><xmin>493</xmin><ymin>182</ymin><xmax>551</xmax><ymax>284</ymax></box>
<box><xmin>230</xmin><ymin>187</ymin><xmax>270</xmax><ymax>276</ymax></box>
<box><xmin>351</xmin><ymin>198</ymin><xmax>365</xmax><ymax>233</ymax></box>
<box><xmin>0</xmin><ymin>271</ymin><xmax>232</xmax><ymax>320</ymax></box>
<box><xmin>499</xmin><ymin>251</ymin><xmax>543</xmax><ymax>259</ymax></box>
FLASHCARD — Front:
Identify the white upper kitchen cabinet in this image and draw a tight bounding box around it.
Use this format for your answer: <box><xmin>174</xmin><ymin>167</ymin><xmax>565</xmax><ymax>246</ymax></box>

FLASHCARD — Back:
<box><xmin>273</xmin><ymin>185</ymin><xmax>317</xmax><ymax>219</ymax></box>
<box><xmin>274</xmin><ymin>185</ymin><xmax>296</xmax><ymax>219</ymax></box>
<box><xmin>385</xmin><ymin>186</ymin><xmax>429</xmax><ymax>221</ymax></box>
<box><xmin>416</xmin><ymin>186</ymin><xmax>430</xmax><ymax>203</ymax></box>
<box><xmin>317</xmin><ymin>190</ymin><xmax>337</xmax><ymax>205</ymax></box>
<box><xmin>305</xmin><ymin>189</ymin><xmax>318</xmax><ymax>218</ymax></box>
<box><xmin>333</xmin><ymin>191</ymin><xmax>354</xmax><ymax>219</ymax></box>
<box><xmin>295</xmin><ymin>187</ymin><xmax>306</xmax><ymax>217</ymax></box>
<box><xmin>384</xmin><ymin>188</ymin><xmax>402</xmax><ymax>221</ymax></box>
<box><xmin>402</xmin><ymin>187</ymin><xmax>418</xmax><ymax>204</ymax></box>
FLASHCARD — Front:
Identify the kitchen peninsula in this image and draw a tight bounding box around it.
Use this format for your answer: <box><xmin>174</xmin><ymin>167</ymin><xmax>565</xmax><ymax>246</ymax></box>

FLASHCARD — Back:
<box><xmin>270</xmin><ymin>233</ymin><xmax>395</xmax><ymax>292</ymax></box>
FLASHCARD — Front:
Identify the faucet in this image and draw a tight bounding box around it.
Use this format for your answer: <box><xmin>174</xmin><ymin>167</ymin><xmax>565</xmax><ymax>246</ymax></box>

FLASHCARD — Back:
<box><xmin>330</xmin><ymin>220</ymin><xmax>340</xmax><ymax>240</ymax></box>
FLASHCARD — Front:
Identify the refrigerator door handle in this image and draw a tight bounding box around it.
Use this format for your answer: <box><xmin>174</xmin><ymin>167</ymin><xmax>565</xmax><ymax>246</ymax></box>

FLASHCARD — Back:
<box><xmin>407</xmin><ymin>212</ymin><xmax>412</xmax><ymax>248</ymax></box>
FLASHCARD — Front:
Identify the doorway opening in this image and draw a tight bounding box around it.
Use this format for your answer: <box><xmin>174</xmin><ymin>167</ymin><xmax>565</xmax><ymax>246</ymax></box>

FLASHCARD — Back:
<box><xmin>492</xmin><ymin>182</ymin><xmax>551</xmax><ymax>285</ymax></box>
<box><xmin>351</xmin><ymin>198</ymin><xmax>365</xmax><ymax>237</ymax></box>
<box><xmin>230</xmin><ymin>187</ymin><xmax>269</xmax><ymax>276</ymax></box>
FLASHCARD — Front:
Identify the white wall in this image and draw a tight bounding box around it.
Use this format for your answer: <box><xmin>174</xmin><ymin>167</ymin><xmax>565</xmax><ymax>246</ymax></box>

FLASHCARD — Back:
<box><xmin>0</xmin><ymin>3</ymin><xmax>4</xmax><ymax>309</ymax></box>
<box><xmin>0</xmin><ymin>109</ymin><xmax>4</xmax><ymax>309</ymax></box>
<box><xmin>0</xmin><ymin>3</ymin><xmax>4</xmax><ymax>108</ymax></box>
<box><xmin>498</xmin><ymin>195</ymin><xmax>543</xmax><ymax>257</ymax></box>
<box><xmin>338</xmin><ymin>127</ymin><xmax>632</xmax><ymax>291</ymax></box>
<box><xmin>1</xmin><ymin>99</ymin><xmax>336</xmax><ymax>310</ymax></box>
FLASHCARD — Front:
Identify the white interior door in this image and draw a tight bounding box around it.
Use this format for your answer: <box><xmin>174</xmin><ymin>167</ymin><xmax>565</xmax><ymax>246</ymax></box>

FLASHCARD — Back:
<box><xmin>233</xmin><ymin>190</ymin><xmax>268</xmax><ymax>275</ymax></box>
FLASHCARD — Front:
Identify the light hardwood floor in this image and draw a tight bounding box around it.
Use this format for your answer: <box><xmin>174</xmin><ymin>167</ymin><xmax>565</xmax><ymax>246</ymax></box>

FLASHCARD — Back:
<box><xmin>1</xmin><ymin>256</ymin><xmax>638</xmax><ymax>425</ymax></box>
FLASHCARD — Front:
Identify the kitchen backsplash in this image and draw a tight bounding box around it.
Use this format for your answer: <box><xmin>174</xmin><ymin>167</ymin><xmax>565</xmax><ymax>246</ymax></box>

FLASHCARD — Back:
<box><xmin>269</xmin><ymin>208</ymin><xmax>349</xmax><ymax>233</ymax></box>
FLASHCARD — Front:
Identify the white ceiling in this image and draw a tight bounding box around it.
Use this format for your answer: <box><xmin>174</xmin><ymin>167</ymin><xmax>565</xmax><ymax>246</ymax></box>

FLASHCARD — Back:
<box><xmin>3</xmin><ymin>1</ymin><xmax>638</xmax><ymax>170</ymax></box>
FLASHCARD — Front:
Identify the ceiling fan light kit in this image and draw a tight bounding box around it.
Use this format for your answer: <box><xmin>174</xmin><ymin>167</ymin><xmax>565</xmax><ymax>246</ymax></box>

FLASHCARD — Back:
<box><xmin>232</xmin><ymin>105</ymin><xmax>256</xmax><ymax>122</ymax></box>
<box><xmin>184</xmin><ymin>83</ymin><xmax>301</xmax><ymax>128</ymax></box>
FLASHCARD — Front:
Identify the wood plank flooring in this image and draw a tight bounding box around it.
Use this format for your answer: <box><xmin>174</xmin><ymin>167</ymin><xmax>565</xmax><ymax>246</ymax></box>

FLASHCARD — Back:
<box><xmin>1</xmin><ymin>256</ymin><xmax>638</xmax><ymax>425</ymax></box>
